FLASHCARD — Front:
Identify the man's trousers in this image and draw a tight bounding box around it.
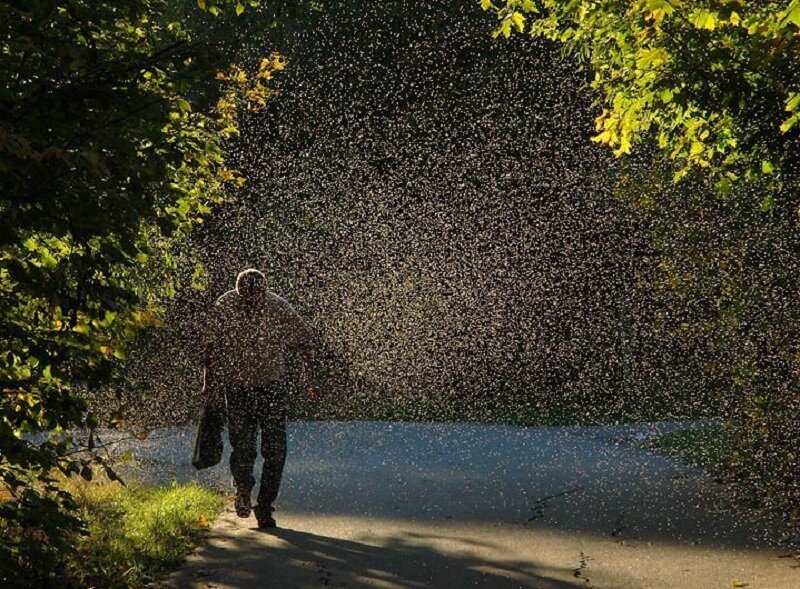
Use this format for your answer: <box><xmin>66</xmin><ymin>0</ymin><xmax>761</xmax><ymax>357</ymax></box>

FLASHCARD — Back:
<box><xmin>225</xmin><ymin>380</ymin><xmax>288</xmax><ymax>517</ymax></box>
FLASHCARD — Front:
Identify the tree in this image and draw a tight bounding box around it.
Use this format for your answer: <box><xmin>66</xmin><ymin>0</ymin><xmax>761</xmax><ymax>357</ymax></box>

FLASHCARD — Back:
<box><xmin>482</xmin><ymin>0</ymin><xmax>800</xmax><ymax>514</ymax></box>
<box><xmin>0</xmin><ymin>1</ymin><xmax>287</xmax><ymax>584</ymax></box>
<box><xmin>484</xmin><ymin>0</ymin><xmax>800</xmax><ymax>184</ymax></box>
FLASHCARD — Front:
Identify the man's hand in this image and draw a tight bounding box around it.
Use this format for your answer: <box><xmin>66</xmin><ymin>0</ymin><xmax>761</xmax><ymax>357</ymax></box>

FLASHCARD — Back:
<box><xmin>304</xmin><ymin>382</ymin><xmax>319</xmax><ymax>403</ymax></box>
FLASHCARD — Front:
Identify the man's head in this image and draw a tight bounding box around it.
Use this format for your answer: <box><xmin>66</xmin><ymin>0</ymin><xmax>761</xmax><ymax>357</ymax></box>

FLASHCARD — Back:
<box><xmin>236</xmin><ymin>268</ymin><xmax>268</xmax><ymax>304</ymax></box>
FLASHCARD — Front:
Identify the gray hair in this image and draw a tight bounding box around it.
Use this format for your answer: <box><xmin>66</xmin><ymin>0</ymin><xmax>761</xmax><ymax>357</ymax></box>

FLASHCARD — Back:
<box><xmin>235</xmin><ymin>268</ymin><xmax>267</xmax><ymax>295</ymax></box>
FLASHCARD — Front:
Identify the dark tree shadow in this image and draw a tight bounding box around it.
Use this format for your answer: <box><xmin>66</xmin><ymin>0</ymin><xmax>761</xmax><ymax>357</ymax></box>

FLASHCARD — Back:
<box><xmin>171</xmin><ymin>525</ymin><xmax>589</xmax><ymax>589</ymax></box>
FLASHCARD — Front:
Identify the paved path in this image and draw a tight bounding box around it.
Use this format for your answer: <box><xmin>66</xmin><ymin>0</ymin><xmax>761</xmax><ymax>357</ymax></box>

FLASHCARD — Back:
<box><xmin>120</xmin><ymin>421</ymin><xmax>799</xmax><ymax>589</ymax></box>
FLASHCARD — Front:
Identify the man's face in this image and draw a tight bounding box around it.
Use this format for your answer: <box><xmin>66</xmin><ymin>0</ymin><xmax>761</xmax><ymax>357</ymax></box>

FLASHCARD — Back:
<box><xmin>237</xmin><ymin>273</ymin><xmax>268</xmax><ymax>305</ymax></box>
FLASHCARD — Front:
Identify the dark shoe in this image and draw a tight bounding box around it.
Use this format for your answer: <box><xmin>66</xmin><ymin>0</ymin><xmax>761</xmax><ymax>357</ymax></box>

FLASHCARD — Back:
<box><xmin>235</xmin><ymin>489</ymin><xmax>252</xmax><ymax>518</ymax></box>
<box><xmin>256</xmin><ymin>513</ymin><xmax>277</xmax><ymax>528</ymax></box>
<box><xmin>254</xmin><ymin>504</ymin><xmax>276</xmax><ymax>528</ymax></box>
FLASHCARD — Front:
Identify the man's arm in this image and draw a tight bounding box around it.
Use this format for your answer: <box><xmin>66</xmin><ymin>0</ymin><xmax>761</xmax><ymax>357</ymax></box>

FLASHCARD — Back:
<box><xmin>287</xmin><ymin>308</ymin><xmax>321</xmax><ymax>401</ymax></box>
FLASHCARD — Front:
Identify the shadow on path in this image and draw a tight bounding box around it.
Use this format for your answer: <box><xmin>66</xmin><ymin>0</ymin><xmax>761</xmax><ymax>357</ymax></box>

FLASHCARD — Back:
<box><xmin>174</xmin><ymin>523</ymin><xmax>586</xmax><ymax>589</ymax></box>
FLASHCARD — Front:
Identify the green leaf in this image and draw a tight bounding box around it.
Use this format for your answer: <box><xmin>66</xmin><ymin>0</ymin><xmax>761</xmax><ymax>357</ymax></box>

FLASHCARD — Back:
<box><xmin>40</xmin><ymin>249</ymin><xmax>58</xmax><ymax>270</ymax></box>
<box><xmin>780</xmin><ymin>2</ymin><xmax>800</xmax><ymax>27</ymax></box>
<box><xmin>691</xmin><ymin>9</ymin><xmax>718</xmax><ymax>31</ymax></box>
<box><xmin>780</xmin><ymin>115</ymin><xmax>798</xmax><ymax>133</ymax></box>
<box><xmin>716</xmin><ymin>176</ymin><xmax>732</xmax><ymax>195</ymax></box>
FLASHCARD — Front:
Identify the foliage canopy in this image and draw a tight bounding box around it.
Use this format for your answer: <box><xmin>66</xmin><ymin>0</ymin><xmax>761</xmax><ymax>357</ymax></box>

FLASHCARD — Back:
<box><xmin>485</xmin><ymin>0</ymin><xmax>800</xmax><ymax>190</ymax></box>
<box><xmin>483</xmin><ymin>0</ymin><xmax>800</xmax><ymax>515</ymax></box>
<box><xmin>0</xmin><ymin>0</ymin><xmax>285</xmax><ymax>583</ymax></box>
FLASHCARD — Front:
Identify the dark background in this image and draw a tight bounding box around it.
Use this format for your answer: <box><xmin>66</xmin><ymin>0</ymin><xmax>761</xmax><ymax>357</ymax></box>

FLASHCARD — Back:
<box><xmin>107</xmin><ymin>0</ymin><xmax>705</xmax><ymax>426</ymax></box>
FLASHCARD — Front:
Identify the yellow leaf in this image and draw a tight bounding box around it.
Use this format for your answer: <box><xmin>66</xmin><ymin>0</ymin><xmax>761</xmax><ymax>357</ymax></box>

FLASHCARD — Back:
<box><xmin>134</xmin><ymin>309</ymin><xmax>163</xmax><ymax>327</ymax></box>
<box><xmin>511</xmin><ymin>11</ymin><xmax>526</xmax><ymax>32</ymax></box>
<box><xmin>272</xmin><ymin>54</ymin><xmax>286</xmax><ymax>71</ymax></box>
<box><xmin>197</xmin><ymin>0</ymin><xmax>206</xmax><ymax>9</ymax></box>
<box><xmin>785</xmin><ymin>92</ymin><xmax>800</xmax><ymax>112</ymax></box>
<box><xmin>691</xmin><ymin>9</ymin><xmax>718</xmax><ymax>31</ymax></box>
<box><xmin>480</xmin><ymin>0</ymin><xmax>492</xmax><ymax>10</ymax></box>
<box><xmin>198</xmin><ymin>515</ymin><xmax>210</xmax><ymax>528</ymax></box>
<box><xmin>592</xmin><ymin>130</ymin><xmax>612</xmax><ymax>144</ymax></box>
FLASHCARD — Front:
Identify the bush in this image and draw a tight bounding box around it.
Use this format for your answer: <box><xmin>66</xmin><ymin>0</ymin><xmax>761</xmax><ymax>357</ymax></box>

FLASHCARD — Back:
<box><xmin>1</xmin><ymin>475</ymin><xmax>224</xmax><ymax>589</ymax></box>
<box><xmin>71</xmin><ymin>480</ymin><xmax>224</xmax><ymax>589</ymax></box>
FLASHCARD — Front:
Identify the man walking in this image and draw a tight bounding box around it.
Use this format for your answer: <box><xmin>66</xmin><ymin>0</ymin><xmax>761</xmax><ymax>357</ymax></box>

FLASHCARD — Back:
<box><xmin>204</xmin><ymin>268</ymin><xmax>318</xmax><ymax>528</ymax></box>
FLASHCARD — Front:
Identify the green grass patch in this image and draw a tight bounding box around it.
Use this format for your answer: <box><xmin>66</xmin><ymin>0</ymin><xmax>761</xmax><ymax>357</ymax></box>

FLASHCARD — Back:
<box><xmin>66</xmin><ymin>479</ymin><xmax>224</xmax><ymax>588</ymax></box>
<box><xmin>649</xmin><ymin>425</ymin><xmax>735</xmax><ymax>471</ymax></box>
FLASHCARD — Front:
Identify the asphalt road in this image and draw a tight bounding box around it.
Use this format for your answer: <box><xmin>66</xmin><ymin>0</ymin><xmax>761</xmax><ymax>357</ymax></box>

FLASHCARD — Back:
<box><xmin>116</xmin><ymin>421</ymin><xmax>799</xmax><ymax>589</ymax></box>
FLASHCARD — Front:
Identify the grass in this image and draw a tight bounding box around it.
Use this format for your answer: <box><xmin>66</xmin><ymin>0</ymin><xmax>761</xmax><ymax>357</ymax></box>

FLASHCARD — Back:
<box><xmin>649</xmin><ymin>424</ymin><xmax>736</xmax><ymax>471</ymax></box>
<box><xmin>65</xmin><ymin>477</ymin><xmax>224</xmax><ymax>588</ymax></box>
